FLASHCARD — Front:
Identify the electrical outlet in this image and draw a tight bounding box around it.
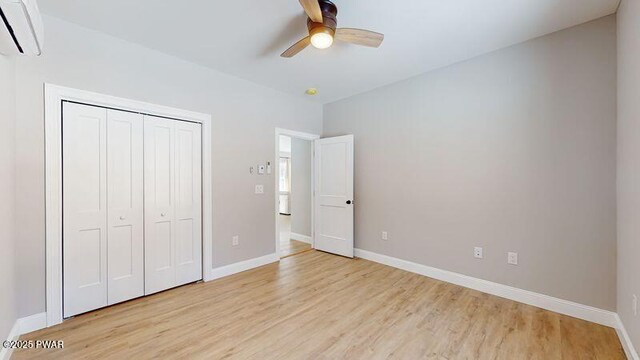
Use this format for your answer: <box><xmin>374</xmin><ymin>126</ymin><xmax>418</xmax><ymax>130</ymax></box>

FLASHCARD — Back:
<box><xmin>508</xmin><ymin>252</ymin><xmax>518</xmax><ymax>265</ymax></box>
<box><xmin>232</xmin><ymin>235</ymin><xmax>239</xmax><ymax>246</ymax></box>
<box><xmin>255</xmin><ymin>185</ymin><xmax>264</xmax><ymax>194</ymax></box>
<box><xmin>633</xmin><ymin>294</ymin><xmax>638</xmax><ymax>316</ymax></box>
<box><xmin>474</xmin><ymin>247</ymin><xmax>483</xmax><ymax>259</ymax></box>
<box><xmin>381</xmin><ymin>231</ymin><xmax>388</xmax><ymax>241</ymax></box>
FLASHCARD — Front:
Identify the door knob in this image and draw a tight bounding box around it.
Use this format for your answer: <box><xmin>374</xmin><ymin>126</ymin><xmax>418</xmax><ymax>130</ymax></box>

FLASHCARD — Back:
<box><xmin>346</xmin><ymin>200</ymin><xmax>352</xmax><ymax>205</ymax></box>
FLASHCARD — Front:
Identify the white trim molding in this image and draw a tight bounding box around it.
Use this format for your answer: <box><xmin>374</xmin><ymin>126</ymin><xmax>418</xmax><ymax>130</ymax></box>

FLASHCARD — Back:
<box><xmin>16</xmin><ymin>313</ymin><xmax>47</xmax><ymax>335</ymax></box>
<box><xmin>355</xmin><ymin>249</ymin><xmax>619</xmax><ymax>328</ymax></box>
<box><xmin>1</xmin><ymin>312</ymin><xmax>47</xmax><ymax>360</ymax></box>
<box><xmin>615</xmin><ymin>315</ymin><xmax>640</xmax><ymax>360</ymax></box>
<box><xmin>209</xmin><ymin>253</ymin><xmax>279</xmax><ymax>280</ymax></box>
<box><xmin>44</xmin><ymin>84</ymin><xmax>214</xmax><ymax>326</ymax></box>
<box><xmin>274</xmin><ymin>128</ymin><xmax>319</xmax><ymax>257</ymax></box>
<box><xmin>290</xmin><ymin>232</ymin><xmax>312</xmax><ymax>244</ymax></box>
<box><xmin>0</xmin><ymin>322</ymin><xmax>19</xmax><ymax>360</ymax></box>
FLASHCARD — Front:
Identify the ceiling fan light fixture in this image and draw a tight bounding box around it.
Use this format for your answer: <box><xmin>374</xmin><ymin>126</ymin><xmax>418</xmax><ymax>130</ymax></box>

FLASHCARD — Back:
<box><xmin>310</xmin><ymin>27</ymin><xmax>334</xmax><ymax>49</ymax></box>
<box><xmin>280</xmin><ymin>0</ymin><xmax>383</xmax><ymax>58</ymax></box>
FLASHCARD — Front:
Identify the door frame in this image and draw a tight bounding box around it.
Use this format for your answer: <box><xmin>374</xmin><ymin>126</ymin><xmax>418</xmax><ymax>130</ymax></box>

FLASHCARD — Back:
<box><xmin>274</xmin><ymin>128</ymin><xmax>319</xmax><ymax>257</ymax></box>
<box><xmin>44</xmin><ymin>84</ymin><xmax>213</xmax><ymax>327</ymax></box>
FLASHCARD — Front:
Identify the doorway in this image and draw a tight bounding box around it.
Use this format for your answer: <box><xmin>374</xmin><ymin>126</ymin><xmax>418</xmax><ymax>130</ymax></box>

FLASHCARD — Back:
<box><xmin>45</xmin><ymin>84</ymin><xmax>213</xmax><ymax>326</ymax></box>
<box><xmin>61</xmin><ymin>102</ymin><xmax>203</xmax><ymax>318</ymax></box>
<box><xmin>275</xmin><ymin>129</ymin><xmax>319</xmax><ymax>258</ymax></box>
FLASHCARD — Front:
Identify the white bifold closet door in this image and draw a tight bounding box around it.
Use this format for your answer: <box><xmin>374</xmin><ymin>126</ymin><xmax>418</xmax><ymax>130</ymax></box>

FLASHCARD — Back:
<box><xmin>63</xmin><ymin>103</ymin><xmax>144</xmax><ymax>318</ymax></box>
<box><xmin>144</xmin><ymin>115</ymin><xmax>202</xmax><ymax>295</ymax></box>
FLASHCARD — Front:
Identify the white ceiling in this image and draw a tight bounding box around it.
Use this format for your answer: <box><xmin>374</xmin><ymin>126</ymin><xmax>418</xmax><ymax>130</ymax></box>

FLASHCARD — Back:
<box><xmin>38</xmin><ymin>0</ymin><xmax>619</xmax><ymax>103</ymax></box>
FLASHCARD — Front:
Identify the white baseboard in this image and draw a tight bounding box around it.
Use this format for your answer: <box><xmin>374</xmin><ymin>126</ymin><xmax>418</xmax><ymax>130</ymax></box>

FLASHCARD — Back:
<box><xmin>0</xmin><ymin>312</ymin><xmax>47</xmax><ymax>360</ymax></box>
<box><xmin>17</xmin><ymin>312</ymin><xmax>47</xmax><ymax>335</ymax></box>
<box><xmin>615</xmin><ymin>314</ymin><xmax>639</xmax><ymax>360</ymax></box>
<box><xmin>290</xmin><ymin>233</ymin><xmax>312</xmax><ymax>244</ymax></box>
<box><xmin>0</xmin><ymin>322</ymin><xmax>19</xmax><ymax>360</ymax></box>
<box><xmin>355</xmin><ymin>248</ymin><xmax>618</xmax><ymax>328</ymax></box>
<box><xmin>207</xmin><ymin>253</ymin><xmax>279</xmax><ymax>281</ymax></box>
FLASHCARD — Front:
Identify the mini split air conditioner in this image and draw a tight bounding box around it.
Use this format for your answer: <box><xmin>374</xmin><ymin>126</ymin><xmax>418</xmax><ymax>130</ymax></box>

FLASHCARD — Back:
<box><xmin>0</xmin><ymin>0</ymin><xmax>43</xmax><ymax>56</ymax></box>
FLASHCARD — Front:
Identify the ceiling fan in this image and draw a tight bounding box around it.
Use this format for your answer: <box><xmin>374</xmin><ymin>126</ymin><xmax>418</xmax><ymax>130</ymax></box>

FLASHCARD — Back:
<box><xmin>281</xmin><ymin>0</ymin><xmax>384</xmax><ymax>58</ymax></box>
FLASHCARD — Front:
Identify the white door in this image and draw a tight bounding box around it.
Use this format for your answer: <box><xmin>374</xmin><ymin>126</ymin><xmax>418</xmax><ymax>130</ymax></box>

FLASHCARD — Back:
<box><xmin>106</xmin><ymin>109</ymin><xmax>144</xmax><ymax>305</ymax></box>
<box><xmin>63</xmin><ymin>102</ymin><xmax>108</xmax><ymax>317</ymax></box>
<box><xmin>63</xmin><ymin>104</ymin><xmax>146</xmax><ymax>317</ymax></box>
<box><xmin>144</xmin><ymin>116</ymin><xmax>202</xmax><ymax>295</ymax></box>
<box><xmin>174</xmin><ymin>120</ymin><xmax>203</xmax><ymax>285</ymax></box>
<box><xmin>314</xmin><ymin>135</ymin><xmax>354</xmax><ymax>258</ymax></box>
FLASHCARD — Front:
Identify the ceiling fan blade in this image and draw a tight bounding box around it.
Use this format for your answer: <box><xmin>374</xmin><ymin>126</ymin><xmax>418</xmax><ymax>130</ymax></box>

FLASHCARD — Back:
<box><xmin>335</xmin><ymin>28</ymin><xmax>384</xmax><ymax>48</ymax></box>
<box><xmin>281</xmin><ymin>37</ymin><xmax>311</xmax><ymax>58</ymax></box>
<box><xmin>299</xmin><ymin>0</ymin><xmax>323</xmax><ymax>23</ymax></box>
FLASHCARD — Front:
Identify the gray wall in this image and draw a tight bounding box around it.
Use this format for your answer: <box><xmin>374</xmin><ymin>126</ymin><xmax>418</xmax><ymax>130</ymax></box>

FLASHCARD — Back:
<box><xmin>291</xmin><ymin>138</ymin><xmax>312</xmax><ymax>237</ymax></box>
<box><xmin>617</xmin><ymin>0</ymin><xmax>640</xmax><ymax>351</ymax></box>
<box><xmin>323</xmin><ymin>16</ymin><xmax>617</xmax><ymax>310</ymax></box>
<box><xmin>0</xmin><ymin>55</ymin><xmax>17</xmax><ymax>342</ymax></box>
<box><xmin>13</xmin><ymin>15</ymin><xmax>322</xmax><ymax>318</ymax></box>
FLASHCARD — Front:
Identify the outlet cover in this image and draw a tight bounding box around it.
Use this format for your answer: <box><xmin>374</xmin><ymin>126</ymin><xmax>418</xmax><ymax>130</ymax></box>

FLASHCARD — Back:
<box><xmin>508</xmin><ymin>252</ymin><xmax>518</xmax><ymax>265</ymax></box>
<box><xmin>474</xmin><ymin>247</ymin><xmax>483</xmax><ymax>259</ymax></box>
<box><xmin>255</xmin><ymin>185</ymin><xmax>264</xmax><ymax>194</ymax></box>
<box><xmin>633</xmin><ymin>294</ymin><xmax>638</xmax><ymax>316</ymax></box>
<box><xmin>232</xmin><ymin>235</ymin><xmax>239</xmax><ymax>246</ymax></box>
<box><xmin>381</xmin><ymin>231</ymin><xmax>388</xmax><ymax>241</ymax></box>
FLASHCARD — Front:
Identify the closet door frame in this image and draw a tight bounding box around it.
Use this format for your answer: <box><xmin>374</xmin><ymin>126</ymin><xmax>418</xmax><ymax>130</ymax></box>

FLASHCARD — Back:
<box><xmin>44</xmin><ymin>84</ymin><xmax>213</xmax><ymax>327</ymax></box>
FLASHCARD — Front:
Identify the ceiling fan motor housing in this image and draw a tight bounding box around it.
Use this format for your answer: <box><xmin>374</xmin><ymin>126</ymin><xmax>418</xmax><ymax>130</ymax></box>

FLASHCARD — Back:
<box><xmin>307</xmin><ymin>0</ymin><xmax>338</xmax><ymax>37</ymax></box>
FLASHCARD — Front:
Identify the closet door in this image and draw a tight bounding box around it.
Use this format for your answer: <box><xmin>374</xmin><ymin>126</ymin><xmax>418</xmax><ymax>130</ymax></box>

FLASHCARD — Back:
<box><xmin>175</xmin><ymin>120</ymin><xmax>202</xmax><ymax>285</ymax></box>
<box><xmin>63</xmin><ymin>102</ymin><xmax>108</xmax><ymax>317</ymax></box>
<box><xmin>144</xmin><ymin>116</ymin><xmax>202</xmax><ymax>295</ymax></box>
<box><xmin>144</xmin><ymin>116</ymin><xmax>177</xmax><ymax>295</ymax></box>
<box><xmin>106</xmin><ymin>109</ymin><xmax>144</xmax><ymax>305</ymax></box>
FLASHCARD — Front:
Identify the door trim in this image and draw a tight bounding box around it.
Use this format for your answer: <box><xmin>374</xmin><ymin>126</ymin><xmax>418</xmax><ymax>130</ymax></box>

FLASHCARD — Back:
<box><xmin>274</xmin><ymin>128</ymin><xmax>320</xmax><ymax>257</ymax></box>
<box><xmin>45</xmin><ymin>84</ymin><xmax>213</xmax><ymax>327</ymax></box>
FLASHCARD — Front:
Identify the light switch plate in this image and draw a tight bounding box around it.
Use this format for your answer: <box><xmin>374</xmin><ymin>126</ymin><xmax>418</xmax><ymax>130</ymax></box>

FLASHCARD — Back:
<box><xmin>258</xmin><ymin>165</ymin><xmax>265</xmax><ymax>175</ymax></box>
<box><xmin>255</xmin><ymin>185</ymin><xmax>264</xmax><ymax>194</ymax></box>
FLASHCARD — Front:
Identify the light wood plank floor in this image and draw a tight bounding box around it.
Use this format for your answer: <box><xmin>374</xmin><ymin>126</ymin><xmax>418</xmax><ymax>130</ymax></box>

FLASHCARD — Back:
<box><xmin>15</xmin><ymin>250</ymin><xmax>625</xmax><ymax>359</ymax></box>
<box><xmin>279</xmin><ymin>214</ymin><xmax>311</xmax><ymax>257</ymax></box>
<box><xmin>280</xmin><ymin>238</ymin><xmax>311</xmax><ymax>257</ymax></box>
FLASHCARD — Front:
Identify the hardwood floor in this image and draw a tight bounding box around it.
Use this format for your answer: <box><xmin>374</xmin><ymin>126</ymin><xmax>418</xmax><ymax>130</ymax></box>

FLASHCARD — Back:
<box><xmin>279</xmin><ymin>214</ymin><xmax>312</xmax><ymax>257</ymax></box>
<box><xmin>15</xmin><ymin>250</ymin><xmax>625</xmax><ymax>359</ymax></box>
<box><xmin>280</xmin><ymin>238</ymin><xmax>312</xmax><ymax>258</ymax></box>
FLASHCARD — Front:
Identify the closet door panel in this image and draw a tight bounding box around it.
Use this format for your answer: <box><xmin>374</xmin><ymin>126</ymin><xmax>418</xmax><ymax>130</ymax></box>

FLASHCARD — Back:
<box><xmin>175</xmin><ymin>121</ymin><xmax>202</xmax><ymax>285</ymax></box>
<box><xmin>144</xmin><ymin>116</ymin><xmax>177</xmax><ymax>295</ymax></box>
<box><xmin>107</xmin><ymin>109</ymin><xmax>144</xmax><ymax>305</ymax></box>
<box><xmin>63</xmin><ymin>102</ymin><xmax>108</xmax><ymax>317</ymax></box>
